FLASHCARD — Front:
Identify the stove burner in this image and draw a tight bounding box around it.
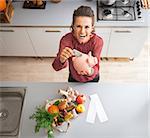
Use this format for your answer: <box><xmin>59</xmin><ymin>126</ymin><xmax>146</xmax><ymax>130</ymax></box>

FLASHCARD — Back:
<box><xmin>100</xmin><ymin>2</ymin><xmax>115</xmax><ymax>7</ymax></box>
<box><xmin>122</xmin><ymin>10</ymin><xmax>130</xmax><ymax>17</ymax></box>
<box><xmin>103</xmin><ymin>9</ymin><xmax>113</xmax><ymax>19</ymax></box>
<box><xmin>97</xmin><ymin>0</ymin><xmax>137</xmax><ymax>21</ymax></box>
<box><xmin>103</xmin><ymin>9</ymin><xmax>111</xmax><ymax>16</ymax></box>
<box><xmin>121</xmin><ymin>0</ymin><xmax>129</xmax><ymax>5</ymax></box>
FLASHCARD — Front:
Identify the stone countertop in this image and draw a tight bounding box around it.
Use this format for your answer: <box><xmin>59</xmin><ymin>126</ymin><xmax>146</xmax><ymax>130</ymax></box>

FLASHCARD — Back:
<box><xmin>1</xmin><ymin>1</ymin><xmax>150</xmax><ymax>27</ymax></box>
<box><xmin>0</xmin><ymin>82</ymin><xmax>149</xmax><ymax>138</ymax></box>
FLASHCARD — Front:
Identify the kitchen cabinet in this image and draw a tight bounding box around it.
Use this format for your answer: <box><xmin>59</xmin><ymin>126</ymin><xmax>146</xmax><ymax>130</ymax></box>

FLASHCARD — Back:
<box><xmin>95</xmin><ymin>28</ymin><xmax>111</xmax><ymax>57</ymax></box>
<box><xmin>27</xmin><ymin>28</ymin><xmax>69</xmax><ymax>57</ymax></box>
<box><xmin>0</xmin><ymin>35</ymin><xmax>5</xmax><ymax>55</ymax></box>
<box><xmin>0</xmin><ymin>27</ymin><xmax>36</xmax><ymax>56</ymax></box>
<box><xmin>107</xmin><ymin>28</ymin><xmax>147</xmax><ymax>58</ymax></box>
<box><xmin>0</xmin><ymin>27</ymin><xmax>147</xmax><ymax>58</ymax></box>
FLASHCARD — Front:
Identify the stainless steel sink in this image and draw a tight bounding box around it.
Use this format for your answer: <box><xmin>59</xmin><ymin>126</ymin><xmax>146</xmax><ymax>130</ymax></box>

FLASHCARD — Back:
<box><xmin>0</xmin><ymin>87</ymin><xmax>26</xmax><ymax>137</ymax></box>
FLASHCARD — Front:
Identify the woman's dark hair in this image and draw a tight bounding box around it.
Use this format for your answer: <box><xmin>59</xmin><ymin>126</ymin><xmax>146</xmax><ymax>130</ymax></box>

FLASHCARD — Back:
<box><xmin>71</xmin><ymin>6</ymin><xmax>95</xmax><ymax>32</ymax></box>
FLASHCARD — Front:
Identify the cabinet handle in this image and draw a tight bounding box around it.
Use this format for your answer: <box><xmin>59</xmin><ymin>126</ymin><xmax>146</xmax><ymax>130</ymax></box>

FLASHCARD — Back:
<box><xmin>45</xmin><ymin>30</ymin><xmax>61</xmax><ymax>33</ymax></box>
<box><xmin>0</xmin><ymin>30</ymin><xmax>14</xmax><ymax>32</ymax></box>
<box><xmin>114</xmin><ymin>30</ymin><xmax>131</xmax><ymax>33</ymax></box>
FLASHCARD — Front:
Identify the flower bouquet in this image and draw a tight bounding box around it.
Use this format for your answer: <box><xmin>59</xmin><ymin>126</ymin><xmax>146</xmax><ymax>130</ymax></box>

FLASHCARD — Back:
<box><xmin>30</xmin><ymin>87</ymin><xmax>86</xmax><ymax>138</ymax></box>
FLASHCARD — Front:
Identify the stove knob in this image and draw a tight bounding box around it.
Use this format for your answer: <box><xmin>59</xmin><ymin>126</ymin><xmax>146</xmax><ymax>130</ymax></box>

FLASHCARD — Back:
<box><xmin>136</xmin><ymin>1</ymin><xmax>140</xmax><ymax>7</ymax></box>
<box><xmin>136</xmin><ymin>4</ymin><xmax>140</xmax><ymax>8</ymax></box>
<box><xmin>137</xmin><ymin>8</ymin><xmax>140</xmax><ymax>11</ymax></box>
<box><xmin>138</xmin><ymin>11</ymin><xmax>141</xmax><ymax>15</ymax></box>
<box><xmin>136</xmin><ymin>1</ymin><xmax>140</xmax><ymax>6</ymax></box>
<box><xmin>136</xmin><ymin>1</ymin><xmax>140</xmax><ymax>4</ymax></box>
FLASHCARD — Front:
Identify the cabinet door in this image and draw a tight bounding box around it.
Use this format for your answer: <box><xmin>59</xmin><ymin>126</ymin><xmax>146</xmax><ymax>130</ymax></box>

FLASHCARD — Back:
<box><xmin>27</xmin><ymin>28</ymin><xmax>69</xmax><ymax>57</ymax></box>
<box><xmin>0</xmin><ymin>27</ymin><xmax>35</xmax><ymax>56</ymax></box>
<box><xmin>95</xmin><ymin>28</ymin><xmax>111</xmax><ymax>57</ymax></box>
<box><xmin>0</xmin><ymin>34</ymin><xmax>5</xmax><ymax>55</ymax></box>
<box><xmin>108</xmin><ymin>28</ymin><xmax>147</xmax><ymax>58</ymax></box>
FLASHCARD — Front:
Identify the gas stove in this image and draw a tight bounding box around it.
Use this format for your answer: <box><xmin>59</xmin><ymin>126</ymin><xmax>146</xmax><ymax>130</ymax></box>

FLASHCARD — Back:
<box><xmin>97</xmin><ymin>0</ymin><xmax>143</xmax><ymax>21</ymax></box>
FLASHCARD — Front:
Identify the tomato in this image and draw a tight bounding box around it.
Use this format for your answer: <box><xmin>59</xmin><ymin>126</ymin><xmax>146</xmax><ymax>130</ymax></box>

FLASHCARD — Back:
<box><xmin>76</xmin><ymin>95</ymin><xmax>86</xmax><ymax>104</ymax></box>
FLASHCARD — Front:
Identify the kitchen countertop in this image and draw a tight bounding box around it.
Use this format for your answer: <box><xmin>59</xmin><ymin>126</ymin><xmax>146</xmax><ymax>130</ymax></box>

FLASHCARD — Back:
<box><xmin>0</xmin><ymin>82</ymin><xmax>149</xmax><ymax>138</ymax></box>
<box><xmin>1</xmin><ymin>0</ymin><xmax>150</xmax><ymax>27</ymax></box>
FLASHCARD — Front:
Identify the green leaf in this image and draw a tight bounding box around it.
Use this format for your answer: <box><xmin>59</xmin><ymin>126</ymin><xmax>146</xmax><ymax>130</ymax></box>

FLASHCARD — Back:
<box><xmin>47</xmin><ymin>129</ymin><xmax>54</xmax><ymax>138</ymax></box>
<box><xmin>29</xmin><ymin>106</ymin><xmax>56</xmax><ymax>138</ymax></box>
<box><xmin>58</xmin><ymin>115</ymin><xmax>65</xmax><ymax>123</ymax></box>
<box><xmin>53</xmin><ymin>100</ymin><xmax>60</xmax><ymax>106</ymax></box>
<box><xmin>35</xmin><ymin>125</ymin><xmax>40</xmax><ymax>133</ymax></box>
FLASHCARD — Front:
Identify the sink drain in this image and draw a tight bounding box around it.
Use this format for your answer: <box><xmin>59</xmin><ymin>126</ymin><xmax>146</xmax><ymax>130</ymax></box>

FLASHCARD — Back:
<box><xmin>0</xmin><ymin>109</ymin><xmax>9</xmax><ymax>120</ymax></box>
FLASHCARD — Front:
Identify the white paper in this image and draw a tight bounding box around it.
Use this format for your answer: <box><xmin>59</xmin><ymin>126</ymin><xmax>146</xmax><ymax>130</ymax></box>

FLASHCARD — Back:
<box><xmin>86</xmin><ymin>94</ymin><xmax>108</xmax><ymax>123</ymax></box>
<box><xmin>86</xmin><ymin>97</ymin><xmax>97</xmax><ymax>123</ymax></box>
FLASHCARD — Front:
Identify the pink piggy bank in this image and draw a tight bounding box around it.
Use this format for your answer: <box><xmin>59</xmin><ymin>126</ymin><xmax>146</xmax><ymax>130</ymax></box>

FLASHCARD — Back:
<box><xmin>72</xmin><ymin>51</ymin><xmax>98</xmax><ymax>76</ymax></box>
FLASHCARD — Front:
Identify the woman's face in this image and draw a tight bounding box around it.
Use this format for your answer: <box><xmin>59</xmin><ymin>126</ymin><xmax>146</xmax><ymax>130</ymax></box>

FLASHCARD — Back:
<box><xmin>73</xmin><ymin>16</ymin><xmax>94</xmax><ymax>44</ymax></box>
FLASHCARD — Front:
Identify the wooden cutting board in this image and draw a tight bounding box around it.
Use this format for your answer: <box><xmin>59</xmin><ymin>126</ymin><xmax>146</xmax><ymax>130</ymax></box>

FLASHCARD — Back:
<box><xmin>141</xmin><ymin>0</ymin><xmax>150</xmax><ymax>9</ymax></box>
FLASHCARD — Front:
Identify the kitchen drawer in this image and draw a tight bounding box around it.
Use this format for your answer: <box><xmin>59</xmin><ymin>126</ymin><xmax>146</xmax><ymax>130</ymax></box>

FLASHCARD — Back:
<box><xmin>95</xmin><ymin>28</ymin><xmax>111</xmax><ymax>57</ymax></box>
<box><xmin>108</xmin><ymin>27</ymin><xmax>147</xmax><ymax>58</ymax></box>
<box><xmin>0</xmin><ymin>27</ymin><xmax>36</xmax><ymax>56</ymax></box>
<box><xmin>27</xmin><ymin>27</ymin><xmax>69</xmax><ymax>57</ymax></box>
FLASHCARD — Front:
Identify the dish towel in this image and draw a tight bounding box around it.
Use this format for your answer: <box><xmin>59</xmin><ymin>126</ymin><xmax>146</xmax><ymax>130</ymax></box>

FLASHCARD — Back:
<box><xmin>86</xmin><ymin>94</ymin><xmax>108</xmax><ymax>123</ymax></box>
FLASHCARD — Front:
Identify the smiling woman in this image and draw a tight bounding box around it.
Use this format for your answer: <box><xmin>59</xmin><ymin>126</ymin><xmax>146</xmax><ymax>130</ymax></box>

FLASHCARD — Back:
<box><xmin>52</xmin><ymin>6</ymin><xmax>103</xmax><ymax>83</ymax></box>
<box><xmin>72</xmin><ymin>16</ymin><xmax>94</xmax><ymax>44</ymax></box>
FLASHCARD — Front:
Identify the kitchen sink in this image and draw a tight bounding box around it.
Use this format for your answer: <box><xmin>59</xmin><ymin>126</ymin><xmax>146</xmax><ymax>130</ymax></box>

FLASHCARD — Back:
<box><xmin>0</xmin><ymin>87</ymin><xmax>26</xmax><ymax>138</ymax></box>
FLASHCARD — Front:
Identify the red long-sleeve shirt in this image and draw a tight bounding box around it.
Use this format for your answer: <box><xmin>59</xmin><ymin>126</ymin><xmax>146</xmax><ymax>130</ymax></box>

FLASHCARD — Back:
<box><xmin>52</xmin><ymin>32</ymin><xmax>103</xmax><ymax>82</ymax></box>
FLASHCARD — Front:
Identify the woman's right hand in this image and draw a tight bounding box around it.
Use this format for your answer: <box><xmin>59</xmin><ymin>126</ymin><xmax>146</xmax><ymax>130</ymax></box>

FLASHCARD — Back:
<box><xmin>60</xmin><ymin>47</ymin><xmax>74</xmax><ymax>63</ymax></box>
